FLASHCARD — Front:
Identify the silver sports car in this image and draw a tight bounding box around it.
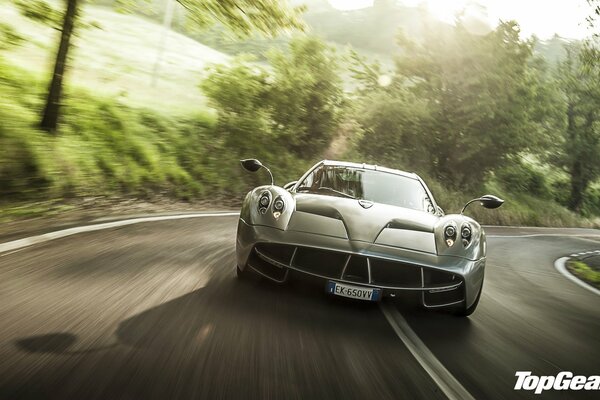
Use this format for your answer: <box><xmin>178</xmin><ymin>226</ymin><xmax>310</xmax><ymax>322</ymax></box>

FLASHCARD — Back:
<box><xmin>235</xmin><ymin>159</ymin><xmax>504</xmax><ymax>316</ymax></box>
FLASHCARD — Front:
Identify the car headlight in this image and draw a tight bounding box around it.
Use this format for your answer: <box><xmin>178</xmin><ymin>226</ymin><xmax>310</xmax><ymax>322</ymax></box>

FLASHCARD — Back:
<box><xmin>443</xmin><ymin>223</ymin><xmax>457</xmax><ymax>247</ymax></box>
<box><xmin>461</xmin><ymin>223</ymin><xmax>472</xmax><ymax>246</ymax></box>
<box><xmin>273</xmin><ymin>196</ymin><xmax>284</xmax><ymax>218</ymax></box>
<box><xmin>273</xmin><ymin>197</ymin><xmax>284</xmax><ymax>211</ymax></box>
<box><xmin>258</xmin><ymin>191</ymin><xmax>271</xmax><ymax>214</ymax></box>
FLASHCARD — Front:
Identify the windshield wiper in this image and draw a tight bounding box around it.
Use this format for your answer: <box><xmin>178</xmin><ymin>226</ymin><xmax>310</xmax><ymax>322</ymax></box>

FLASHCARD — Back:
<box><xmin>296</xmin><ymin>186</ymin><xmax>356</xmax><ymax>199</ymax></box>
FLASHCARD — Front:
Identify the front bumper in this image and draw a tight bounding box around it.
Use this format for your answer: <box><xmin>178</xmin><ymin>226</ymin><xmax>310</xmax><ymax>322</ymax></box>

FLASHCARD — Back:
<box><xmin>236</xmin><ymin>219</ymin><xmax>485</xmax><ymax>308</ymax></box>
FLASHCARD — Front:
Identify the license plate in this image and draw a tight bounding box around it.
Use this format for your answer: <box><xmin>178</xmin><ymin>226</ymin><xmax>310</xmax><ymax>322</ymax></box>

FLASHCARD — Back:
<box><xmin>326</xmin><ymin>281</ymin><xmax>382</xmax><ymax>301</ymax></box>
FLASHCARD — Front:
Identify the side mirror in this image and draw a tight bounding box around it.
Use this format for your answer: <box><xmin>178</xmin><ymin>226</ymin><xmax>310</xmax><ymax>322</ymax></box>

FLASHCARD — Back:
<box><xmin>283</xmin><ymin>181</ymin><xmax>297</xmax><ymax>191</ymax></box>
<box><xmin>240</xmin><ymin>159</ymin><xmax>263</xmax><ymax>172</ymax></box>
<box><xmin>461</xmin><ymin>194</ymin><xmax>504</xmax><ymax>214</ymax></box>
<box><xmin>478</xmin><ymin>194</ymin><xmax>504</xmax><ymax>209</ymax></box>
<box><xmin>240</xmin><ymin>159</ymin><xmax>274</xmax><ymax>185</ymax></box>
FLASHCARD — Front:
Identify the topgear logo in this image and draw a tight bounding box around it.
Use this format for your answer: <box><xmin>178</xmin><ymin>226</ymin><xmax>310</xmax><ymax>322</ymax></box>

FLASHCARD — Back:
<box><xmin>514</xmin><ymin>371</ymin><xmax>600</xmax><ymax>394</ymax></box>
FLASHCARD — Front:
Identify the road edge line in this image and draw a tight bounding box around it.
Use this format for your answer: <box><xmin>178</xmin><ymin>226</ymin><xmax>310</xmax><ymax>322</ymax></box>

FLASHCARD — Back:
<box><xmin>0</xmin><ymin>212</ymin><xmax>240</xmax><ymax>255</ymax></box>
<box><xmin>487</xmin><ymin>234</ymin><xmax>600</xmax><ymax>238</ymax></box>
<box><xmin>554</xmin><ymin>256</ymin><xmax>600</xmax><ymax>296</ymax></box>
<box><xmin>379</xmin><ymin>302</ymin><xmax>475</xmax><ymax>400</ymax></box>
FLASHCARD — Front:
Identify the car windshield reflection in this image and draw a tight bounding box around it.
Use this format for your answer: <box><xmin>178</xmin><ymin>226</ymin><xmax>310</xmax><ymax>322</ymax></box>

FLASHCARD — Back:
<box><xmin>296</xmin><ymin>165</ymin><xmax>433</xmax><ymax>212</ymax></box>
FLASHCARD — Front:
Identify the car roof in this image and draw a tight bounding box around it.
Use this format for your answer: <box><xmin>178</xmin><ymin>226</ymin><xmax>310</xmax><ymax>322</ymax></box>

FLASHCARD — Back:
<box><xmin>319</xmin><ymin>160</ymin><xmax>420</xmax><ymax>180</ymax></box>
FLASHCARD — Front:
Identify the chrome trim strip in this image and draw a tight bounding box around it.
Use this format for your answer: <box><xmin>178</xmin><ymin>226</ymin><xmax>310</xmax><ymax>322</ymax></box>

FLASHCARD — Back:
<box><xmin>247</xmin><ymin>263</ymin><xmax>289</xmax><ymax>283</ymax></box>
<box><xmin>428</xmin><ymin>286</ymin><xmax>459</xmax><ymax>293</ymax></box>
<box><xmin>289</xmin><ymin>247</ymin><xmax>298</xmax><ymax>266</ymax></box>
<box><xmin>422</xmin><ymin>298</ymin><xmax>464</xmax><ymax>309</ymax></box>
<box><xmin>254</xmin><ymin>247</ymin><xmax>288</xmax><ymax>269</ymax></box>
<box><xmin>421</xmin><ymin>274</ymin><xmax>464</xmax><ymax>308</ymax></box>
<box><xmin>339</xmin><ymin>254</ymin><xmax>352</xmax><ymax>279</ymax></box>
<box><xmin>252</xmin><ymin>239</ymin><xmax>480</xmax><ymax>271</ymax></box>
<box><xmin>367</xmin><ymin>258</ymin><xmax>372</xmax><ymax>284</ymax></box>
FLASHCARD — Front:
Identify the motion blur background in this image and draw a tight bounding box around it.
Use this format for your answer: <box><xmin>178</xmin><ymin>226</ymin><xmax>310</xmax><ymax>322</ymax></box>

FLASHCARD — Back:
<box><xmin>1</xmin><ymin>0</ymin><xmax>599</xmax><ymax>227</ymax></box>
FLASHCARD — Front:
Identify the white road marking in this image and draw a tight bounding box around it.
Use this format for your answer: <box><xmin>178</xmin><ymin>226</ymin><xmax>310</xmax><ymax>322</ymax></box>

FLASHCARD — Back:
<box><xmin>554</xmin><ymin>257</ymin><xmax>600</xmax><ymax>296</ymax></box>
<box><xmin>380</xmin><ymin>302</ymin><xmax>475</xmax><ymax>400</ymax></box>
<box><xmin>487</xmin><ymin>234</ymin><xmax>600</xmax><ymax>238</ymax></box>
<box><xmin>0</xmin><ymin>212</ymin><xmax>240</xmax><ymax>254</ymax></box>
<box><xmin>482</xmin><ymin>225</ymin><xmax>599</xmax><ymax>231</ymax></box>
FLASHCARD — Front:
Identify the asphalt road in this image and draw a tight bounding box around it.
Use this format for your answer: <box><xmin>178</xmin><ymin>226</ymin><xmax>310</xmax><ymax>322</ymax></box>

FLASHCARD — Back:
<box><xmin>0</xmin><ymin>216</ymin><xmax>598</xmax><ymax>399</ymax></box>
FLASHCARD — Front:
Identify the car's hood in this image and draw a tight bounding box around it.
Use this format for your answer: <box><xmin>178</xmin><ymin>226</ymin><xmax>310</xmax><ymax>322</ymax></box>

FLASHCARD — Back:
<box><xmin>241</xmin><ymin>186</ymin><xmax>484</xmax><ymax>259</ymax></box>
<box><xmin>292</xmin><ymin>193</ymin><xmax>439</xmax><ymax>243</ymax></box>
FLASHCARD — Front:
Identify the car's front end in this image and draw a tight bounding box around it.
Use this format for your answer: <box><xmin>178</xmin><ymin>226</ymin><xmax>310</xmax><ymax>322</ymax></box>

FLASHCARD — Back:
<box><xmin>235</xmin><ymin>160</ymin><xmax>497</xmax><ymax>314</ymax></box>
<box><xmin>237</xmin><ymin>214</ymin><xmax>485</xmax><ymax>309</ymax></box>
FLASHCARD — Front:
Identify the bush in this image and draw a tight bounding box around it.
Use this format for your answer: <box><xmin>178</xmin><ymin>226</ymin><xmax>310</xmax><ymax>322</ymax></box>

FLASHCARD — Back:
<box><xmin>582</xmin><ymin>185</ymin><xmax>600</xmax><ymax>217</ymax></box>
<box><xmin>0</xmin><ymin>60</ymin><xmax>213</xmax><ymax>202</ymax></box>
<box><xmin>496</xmin><ymin>160</ymin><xmax>551</xmax><ymax>198</ymax></box>
<box><xmin>201</xmin><ymin>36</ymin><xmax>344</xmax><ymax>161</ymax></box>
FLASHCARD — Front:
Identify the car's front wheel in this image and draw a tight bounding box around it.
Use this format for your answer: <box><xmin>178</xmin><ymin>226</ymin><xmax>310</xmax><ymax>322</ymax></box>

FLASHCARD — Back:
<box><xmin>236</xmin><ymin>264</ymin><xmax>250</xmax><ymax>279</ymax></box>
<box><xmin>453</xmin><ymin>284</ymin><xmax>482</xmax><ymax>317</ymax></box>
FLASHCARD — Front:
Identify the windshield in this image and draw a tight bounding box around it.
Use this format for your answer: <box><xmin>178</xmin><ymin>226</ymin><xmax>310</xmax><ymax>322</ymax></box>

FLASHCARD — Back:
<box><xmin>296</xmin><ymin>165</ymin><xmax>435</xmax><ymax>212</ymax></box>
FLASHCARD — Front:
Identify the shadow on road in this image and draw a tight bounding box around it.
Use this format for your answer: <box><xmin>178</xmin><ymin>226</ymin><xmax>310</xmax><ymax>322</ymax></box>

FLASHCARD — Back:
<box><xmin>9</xmin><ymin>270</ymin><xmax>473</xmax><ymax>399</ymax></box>
<box><xmin>16</xmin><ymin>333</ymin><xmax>117</xmax><ymax>355</ymax></box>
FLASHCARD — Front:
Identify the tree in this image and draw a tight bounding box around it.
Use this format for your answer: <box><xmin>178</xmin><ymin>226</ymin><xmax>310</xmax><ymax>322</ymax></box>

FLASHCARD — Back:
<box><xmin>201</xmin><ymin>36</ymin><xmax>344</xmax><ymax>162</ymax></box>
<box><xmin>15</xmin><ymin>0</ymin><xmax>305</xmax><ymax>133</ymax></box>
<box><xmin>175</xmin><ymin>0</ymin><xmax>305</xmax><ymax>37</ymax></box>
<box><xmin>555</xmin><ymin>44</ymin><xmax>600</xmax><ymax>212</ymax></box>
<box><xmin>40</xmin><ymin>0</ymin><xmax>79</xmax><ymax>134</ymax></box>
<box><xmin>353</xmin><ymin>21</ymin><xmax>553</xmax><ymax>188</ymax></box>
<box><xmin>269</xmin><ymin>37</ymin><xmax>344</xmax><ymax>158</ymax></box>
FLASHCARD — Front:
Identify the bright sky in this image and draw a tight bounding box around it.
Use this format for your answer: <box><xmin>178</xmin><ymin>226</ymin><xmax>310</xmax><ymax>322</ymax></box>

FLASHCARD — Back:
<box><xmin>327</xmin><ymin>0</ymin><xmax>593</xmax><ymax>39</ymax></box>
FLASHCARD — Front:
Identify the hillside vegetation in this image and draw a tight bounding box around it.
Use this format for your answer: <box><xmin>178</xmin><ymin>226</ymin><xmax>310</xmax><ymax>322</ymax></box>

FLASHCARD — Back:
<box><xmin>0</xmin><ymin>0</ymin><xmax>599</xmax><ymax>228</ymax></box>
<box><xmin>0</xmin><ymin>0</ymin><xmax>228</xmax><ymax>113</ymax></box>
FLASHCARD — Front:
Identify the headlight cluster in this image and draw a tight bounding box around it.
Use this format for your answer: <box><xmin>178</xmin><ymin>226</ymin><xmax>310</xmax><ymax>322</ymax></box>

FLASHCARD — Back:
<box><xmin>273</xmin><ymin>196</ymin><xmax>285</xmax><ymax>218</ymax></box>
<box><xmin>258</xmin><ymin>191</ymin><xmax>271</xmax><ymax>214</ymax></box>
<box><xmin>258</xmin><ymin>191</ymin><xmax>285</xmax><ymax>218</ymax></box>
<box><xmin>461</xmin><ymin>223</ymin><xmax>472</xmax><ymax>246</ymax></box>
<box><xmin>444</xmin><ymin>223</ymin><xmax>457</xmax><ymax>247</ymax></box>
<box><xmin>443</xmin><ymin>222</ymin><xmax>473</xmax><ymax>247</ymax></box>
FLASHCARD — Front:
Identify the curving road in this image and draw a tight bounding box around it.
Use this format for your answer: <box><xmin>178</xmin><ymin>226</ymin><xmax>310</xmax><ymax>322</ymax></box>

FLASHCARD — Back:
<box><xmin>0</xmin><ymin>215</ymin><xmax>599</xmax><ymax>399</ymax></box>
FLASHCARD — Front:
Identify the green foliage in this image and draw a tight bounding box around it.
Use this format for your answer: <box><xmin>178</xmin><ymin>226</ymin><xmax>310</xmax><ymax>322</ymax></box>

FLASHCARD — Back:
<box><xmin>201</xmin><ymin>36</ymin><xmax>344</xmax><ymax>160</ymax></box>
<box><xmin>567</xmin><ymin>260</ymin><xmax>600</xmax><ymax>288</ymax></box>
<box><xmin>553</xmin><ymin>43</ymin><xmax>600</xmax><ymax>211</ymax></box>
<box><xmin>200</xmin><ymin>58</ymin><xmax>274</xmax><ymax>160</ymax></box>
<box><xmin>0</xmin><ymin>60</ymin><xmax>212</xmax><ymax>200</ymax></box>
<box><xmin>0</xmin><ymin>22</ymin><xmax>24</xmax><ymax>49</ymax></box>
<box><xmin>269</xmin><ymin>38</ymin><xmax>344</xmax><ymax>157</ymax></box>
<box><xmin>9</xmin><ymin>0</ymin><xmax>305</xmax><ymax>134</ymax></box>
<box><xmin>176</xmin><ymin>0</ymin><xmax>305</xmax><ymax>37</ymax></box>
<box><xmin>495</xmin><ymin>160</ymin><xmax>551</xmax><ymax>199</ymax></box>
<box><xmin>582</xmin><ymin>184</ymin><xmax>600</xmax><ymax>217</ymax></box>
<box><xmin>353</xmin><ymin>21</ymin><xmax>559</xmax><ymax>189</ymax></box>
<box><xmin>12</xmin><ymin>0</ymin><xmax>61</xmax><ymax>27</ymax></box>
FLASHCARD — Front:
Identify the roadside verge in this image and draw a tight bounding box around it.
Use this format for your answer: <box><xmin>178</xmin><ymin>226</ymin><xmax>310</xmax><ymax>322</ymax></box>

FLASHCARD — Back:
<box><xmin>554</xmin><ymin>256</ymin><xmax>600</xmax><ymax>296</ymax></box>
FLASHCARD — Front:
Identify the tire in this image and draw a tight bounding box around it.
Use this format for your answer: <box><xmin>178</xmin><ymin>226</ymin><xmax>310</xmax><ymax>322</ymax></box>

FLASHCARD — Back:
<box><xmin>453</xmin><ymin>284</ymin><xmax>482</xmax><ymax>317</ymax></box>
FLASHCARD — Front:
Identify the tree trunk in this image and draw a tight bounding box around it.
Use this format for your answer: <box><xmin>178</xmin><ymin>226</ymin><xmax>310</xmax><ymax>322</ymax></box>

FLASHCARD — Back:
<box><xmin>568</xmin><ymin>160</ymin><xmax>585</xmax><ymax>212</ymax></box>
<box><xmin>566</xmin><ymin>100</ymin><xmax>583</xmax><ymax>211</ymax></box>
<box><xmin>40</xmin><ymin>0</ymin><xmax>79</xmax><ymax>134</ymax></box>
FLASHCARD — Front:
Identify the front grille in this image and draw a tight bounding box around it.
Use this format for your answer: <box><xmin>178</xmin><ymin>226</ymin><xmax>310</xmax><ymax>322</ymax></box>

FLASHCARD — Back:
<box><xmin>251</xmin><ymin>243</ymin><xmax>462</xmax><ymax>290</ymax></box>
<box><xmin>247</xmin><ymin>250</ymin><xmax>288</xmax><ymax>282</ymax></box>
<box><xmin>255</xmin><ymin>243</ymin><xmax>295</xmax><ymax>265</ymax></box>
<box><xmin>343</xmin><ymin>256</ymin><xmax>369</xmax><ymax>283</ymax></box>
<box><xmin>293</xmin><ymin>247</ymin><xmax>347</xmax><ymax>277</ymax></box>
<box><xmin>423</xmin><ymin>268</ymin><xmax>459</xmax><ymax>287</ymax></box>
<box><xmin>369</xmin><ymin>258</ymin><xmax>422</xmax><ymax>287</ymax></box>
